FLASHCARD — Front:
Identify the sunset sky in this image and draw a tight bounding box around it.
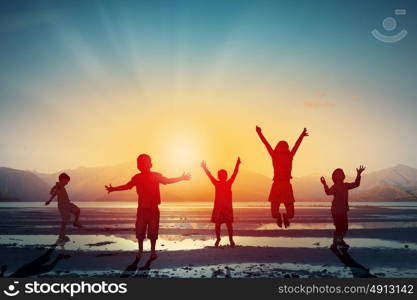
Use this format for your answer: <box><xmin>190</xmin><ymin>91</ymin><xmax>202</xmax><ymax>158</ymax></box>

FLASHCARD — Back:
<box><xmin>0</xmin><ymin>0</ymin><xmax>416</xmax><ymax>178</ymax></box>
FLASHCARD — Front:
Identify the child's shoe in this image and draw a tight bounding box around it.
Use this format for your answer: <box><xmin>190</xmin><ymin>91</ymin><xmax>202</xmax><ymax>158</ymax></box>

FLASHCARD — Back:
<box><xmin>276</xmin><ymin>214</ymin><xmax>283</xmax><ymax>228</ymax></box>
<box><xmin>283</xmin><ymin>214</ymin><xmax>290</xmax><ymax>228</ymax></box>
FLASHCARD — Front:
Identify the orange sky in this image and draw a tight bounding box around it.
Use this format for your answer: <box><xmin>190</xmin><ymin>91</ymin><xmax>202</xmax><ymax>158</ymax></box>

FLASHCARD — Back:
<box><xmin>1</xmin><ymin>1</ymin><xmax>416</xmax><ymax>177</ymax></box>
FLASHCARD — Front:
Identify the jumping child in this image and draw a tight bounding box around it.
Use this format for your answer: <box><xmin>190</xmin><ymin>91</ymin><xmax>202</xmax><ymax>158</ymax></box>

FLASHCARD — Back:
<box><xmin>105</xmin><ymin>154</ymin><xmax>191</xmax><ymax>260</ymax></box>
<box><xmin>45</xmin><ymin>173</ymin><xmax>82</xmax><ymax>241</ymax></box>
<box><xmin>256</xmin><ymin>126</ymin><xmax>308</xmax><ymax>228</ymax></box>
<box><xmin>320</xmin><ymin>165</ymin><xmax>365</xmax><ymax>250</ymax></box>
<box><xmin>201</xmin><ymin>157</ymin><xmax>241</xmax><ymax>247</ymax></box>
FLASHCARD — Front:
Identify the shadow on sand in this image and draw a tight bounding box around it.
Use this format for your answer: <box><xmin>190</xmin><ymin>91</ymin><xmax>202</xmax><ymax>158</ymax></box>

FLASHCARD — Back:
<box><xmin>1</xmin><ymin>237</ymin><xmax>71</xmax><ymax>278</ymax></box>
<box><xmin>331</xmin><ymin>245</ymin><xmax>376</xmax><ymax>278</ymax></box>
<box><xmin>120</xmin><ymin>255</ymin><xmax>157</xmax><ymax>278</ymax></box>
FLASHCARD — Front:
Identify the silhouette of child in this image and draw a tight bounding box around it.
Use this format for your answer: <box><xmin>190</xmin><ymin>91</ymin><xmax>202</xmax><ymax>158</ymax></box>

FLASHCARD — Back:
<box><xmin>105</xmin><ymin>154</ymin><xmax>191</xmax><ymax>260</ymax></box>
<box><xmin>320</xmin><ymin>166</ymin><xmax>365</xmax><ymax>250</ymax></box>
<box><xmin>201</xmin><ymin>157</ymin><xmax>241</xmax><ymax>247</ymax></box>
<box><xmin>256</xmin><ymin>126</ymin><xmax>308</xmax><ymax>228</ymax></box>
<box><xmin>45</xmin><ymin>173</ymin><xmax>82</xmax><ymax>241</ymax></box>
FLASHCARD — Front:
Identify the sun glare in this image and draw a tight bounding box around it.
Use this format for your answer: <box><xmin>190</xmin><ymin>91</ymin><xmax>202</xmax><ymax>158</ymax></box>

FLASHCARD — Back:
<box><xmin>163</xmin><ymin>136</ymin><xmax>201</xmax><ymax>173</ymax></box>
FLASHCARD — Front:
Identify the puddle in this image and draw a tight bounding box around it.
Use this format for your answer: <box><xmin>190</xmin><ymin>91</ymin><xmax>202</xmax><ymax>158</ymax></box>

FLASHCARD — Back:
<box><xmin>1</xmin><ymin>234</ymin><xmax>415</xmax><ymax>251</ymax></box>
<box><xmin>257</xmin><ymin>221</ymin><xmax>417</xmax><ymax>230</ymax></box>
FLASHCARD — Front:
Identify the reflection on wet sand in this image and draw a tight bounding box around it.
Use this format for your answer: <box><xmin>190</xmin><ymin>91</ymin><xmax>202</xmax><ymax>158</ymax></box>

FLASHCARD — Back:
<box><xmin>1</xmin><ymin>234</ymin><xmax>415</xmax><ymax>252</ymax></box>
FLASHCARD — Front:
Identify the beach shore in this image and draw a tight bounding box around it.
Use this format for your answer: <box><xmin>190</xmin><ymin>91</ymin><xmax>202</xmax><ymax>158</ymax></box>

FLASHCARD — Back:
<box><xmin>1</xmin><ymin>202</ymin><xmax>416</xmax><ymax>278</ymax></box>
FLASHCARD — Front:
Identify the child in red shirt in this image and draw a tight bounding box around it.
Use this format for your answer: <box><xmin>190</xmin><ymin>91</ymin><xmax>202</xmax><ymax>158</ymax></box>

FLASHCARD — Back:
<box><xmin>256</xmin><ymin>126</ymin><xmax>308</xmax><ymax>228</ymax></box>
<box><xmin>320</xmin><ymin>165</ymin><xmax>365</xmax><ymax>250</ymax></box>
<box><xmin>201</xmin><ymin>157</ymin><xmax>241</xmax><ymax>247</ymax></box>
<box><xmin>105</xmin><ymin>154</ymin><xmax>191</xmax><ymax>259</ymax></box>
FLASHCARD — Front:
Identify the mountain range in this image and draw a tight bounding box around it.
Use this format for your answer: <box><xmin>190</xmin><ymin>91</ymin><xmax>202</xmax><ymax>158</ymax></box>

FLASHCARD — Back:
<box><xmin>1</xmin><ymin>163</ymin><xmax>416</xmax><ymax>202</ymax></box>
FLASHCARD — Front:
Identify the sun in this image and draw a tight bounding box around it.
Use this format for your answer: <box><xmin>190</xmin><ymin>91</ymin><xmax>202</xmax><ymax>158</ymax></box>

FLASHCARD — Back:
<box><xmin>163</xmin><ymin>137</ymin><xmax>202</xmax><ymax>173</ymax></box>
<box><xmin>172</xmin><ymin>143</ymin><xmax>195</xmax><ymax>164</ymax></box>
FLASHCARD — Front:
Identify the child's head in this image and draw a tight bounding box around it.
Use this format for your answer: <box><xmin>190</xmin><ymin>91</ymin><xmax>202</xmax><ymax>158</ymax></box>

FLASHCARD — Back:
<box><xmin>137</xmin><ymin>154</ymin><xmax>152</xmax><ymax>172</ymax></box>
<box><xmin>58</xmin><ymin>173</ymin><xmax>70</xmax><ymax>185</ymax></box>
<box><xmin>217</xmin><ymin>169</ymin><xmax>228</xmax><ymax>182</ymax></box>
<box><xmin>332</xmin><ymin>168</ymin><xmax>346</xmax><ymax>184</ymax></box>
<box><xmin>275</xmin><ymin>140</ymin><xmax>290</xmax><ymax>154</ymax></box>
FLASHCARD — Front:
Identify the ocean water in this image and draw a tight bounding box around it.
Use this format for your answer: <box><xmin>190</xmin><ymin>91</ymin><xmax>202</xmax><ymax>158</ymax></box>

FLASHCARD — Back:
<box><xmin>0</xmin><ymin>201</ymin><xmax>416</xmax><ymax>208</ymax></box>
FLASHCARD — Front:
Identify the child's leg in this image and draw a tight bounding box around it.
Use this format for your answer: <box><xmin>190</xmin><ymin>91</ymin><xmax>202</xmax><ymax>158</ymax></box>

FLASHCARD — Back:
<box><xmin>332</xmin><ymin>213</ymin><xmax>343</xmax><ymax>245</ymax></box>
<box><xmin>70</xmin><ymin>204</ymin><xmax>81</xmax><ymax>227</ymax></box>
<box><xmin>340</xmin><ymin>213</ymin><xmax>349</xmax><ymax>246</ymax></box>
<box><xmin>270</xmin><ymin>202</ymin><xmax>279</xmax><ymax>218</ymax></box>
<box><xmin>226</xmin><ymin>222</ymin><xmax>235</xmax><ymax>247</ymax></box>
<box><xmin>150</xmin><ymin>239</ymin><xmax>157</xmax><ymax>259</ymax></box>
<box><xmin>137</xmin><ymin>239</ymin><xmax>144</xmax><ymax>259</ymax></box>
<box><xmin>214</xmin><ymin>223</ymin><xmax>221</xmax><ymax>246</ymax></box>
<box><xmin>59</xmin><ymin>222</ymin><xmax>67</xmax><ymax>238</ymax></box>
<box><xmin>58</xmin><ymin>205</ymin><xmax>70</xmax><ymax>237</ymax></box>
<box><xmin>283</xmin><ymin>203</ymin><xmax>294</xmax><ymax>228</ymax></box>
<box><xmin>271</xmin><ymin>202</ymin><xmax>282</xmax><ymax>227</ymax></box>
<box><xmin>284</xmin><ymin>203</ymin><xmax>294</xmax><ymax>219</ymax></box>
<box><xmin>135</xmin><ymin>208</ymin><xmax>147</xmax><ymax>258</ymax></box>
<box><xmin>147</xmin><ymin>208</ymin><xmax>160</xmax><ymax>259</ymax></box>
<box><xmin>269</xmin><ymin>182</ymin><xmax>283</xmax><ymax>227</ymax></box>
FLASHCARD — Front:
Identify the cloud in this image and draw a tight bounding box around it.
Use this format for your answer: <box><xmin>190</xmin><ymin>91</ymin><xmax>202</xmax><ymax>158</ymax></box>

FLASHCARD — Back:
<box><xmin>304</xmin><ymin>91</ymin><xmax>334</xmax><ymax>108</ymax></box>
<box><xmin>0</xmin><ymin>11</ymin><xmax>58</xmax><ymax>33</ymax></box>
<box><xmin>316</xmin><ymin>92</ymin><xmax>327</xmax><ymax>99</ymax></box>
<box><xmin>304</xmin><ymin>101</ymin><xmax>335</xmax><ymax>108</ymax></box>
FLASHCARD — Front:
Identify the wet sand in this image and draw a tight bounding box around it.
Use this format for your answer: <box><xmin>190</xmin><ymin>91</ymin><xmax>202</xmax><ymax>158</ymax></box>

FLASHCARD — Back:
<box><xmin>1</xmin><ymin>203</ymin><xmax>417</xmax><ymax>278</ymax></box>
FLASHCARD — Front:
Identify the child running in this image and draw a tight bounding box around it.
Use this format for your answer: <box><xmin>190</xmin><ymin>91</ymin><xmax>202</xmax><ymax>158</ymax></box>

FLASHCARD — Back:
<box><xmin>105</xmin><ymin>154</ymin><xmax>191</xmax><ymax>260</ymax></box>
<box><xmin>45</xmin><ymin>173</ymin><xmax>82</xmax><ymax>241</ymax></box>
<box><xmin>256</xmin><ymin>126</ymin><xmax>308</xmax><ymax>228</ymax></box>
<box><xmin>201</xmin><ymin>157</ymin><xmax>241</xmax><ymax>247</ymax></box>
<box><xmin>320</xmin><ymin>165</ymin><xmax>365</xmax><ymax>251</ymax></box>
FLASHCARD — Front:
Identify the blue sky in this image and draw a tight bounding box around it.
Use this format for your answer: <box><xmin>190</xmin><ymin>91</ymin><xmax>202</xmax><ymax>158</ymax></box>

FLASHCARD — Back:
<box><xmin>0</xmin><ymin>0</ymin><xmax>416</xmax><ymax>175</ymax></box>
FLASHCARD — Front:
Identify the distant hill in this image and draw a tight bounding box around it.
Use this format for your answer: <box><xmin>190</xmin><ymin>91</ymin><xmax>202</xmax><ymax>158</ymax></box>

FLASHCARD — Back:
<box><xmin>36</xmin><ymin>162</ymin><xmax>272</xmax><ymax>202</ymax></box>
<box><xmin>1</xmin><ymin>163</ymin><xmax>417</xmax><ymax>202</ymax></box>
<box><xmin>360</xmin><ymin>164</ymin><xmax>417</xmax><ymax>191</ymax></box>
<box><xmin>353</xmin><ymin>164</ymin><xmax>417</xmax><ymax>202</ymax></box>
<box><xmin>292</xmin><ymin>164</ymin><xmax>417</xmax><ymax>202</ymax></box>
<box><xmin>0</xmin><ymin>167</ymin><xmax>49</xmax><ymax>201</ymax></box>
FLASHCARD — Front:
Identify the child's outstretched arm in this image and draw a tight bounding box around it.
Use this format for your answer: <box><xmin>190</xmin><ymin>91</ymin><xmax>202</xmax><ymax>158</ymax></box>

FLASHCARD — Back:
<box><xmin>228</xmin><ymin>157</ymin><xmax>241</xmax><ymax>184</ymax></box>
<box><xmin>161</xmin><ymin>172</ymin><xmax>191</xmax><ymax>184</ymax></box>
<box><xmin>291</xmin><ymin>128</ymin><xmax>309</xmax><ymax>156</ymax></box>
<box><xmin>201</xmin><ymin>161</ymin><xmax>217</xmax><ymax>184</ymax></box>
<box><xmin>256</xmin><ymin>126</ymin><xmax>274</xmax><ymax>156</ymax></box>
<box><xmin>348</xmin><ymin>165</ymin><xmax>365</xmax><ymax>189</ymax></box>
<box><xmin>105</xmin><ymin>181</ymin><xmax>135</xmax><ymax>193</ymax></box>
<box><xmin>45</xmin><ymin>190</ymin><xmax>56</xmax><ymax>206</ymax></box>
<box><xmin>320</xmin><ymin>177</ymin><xmax>333</xmax><ymax>195</ymax></box>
